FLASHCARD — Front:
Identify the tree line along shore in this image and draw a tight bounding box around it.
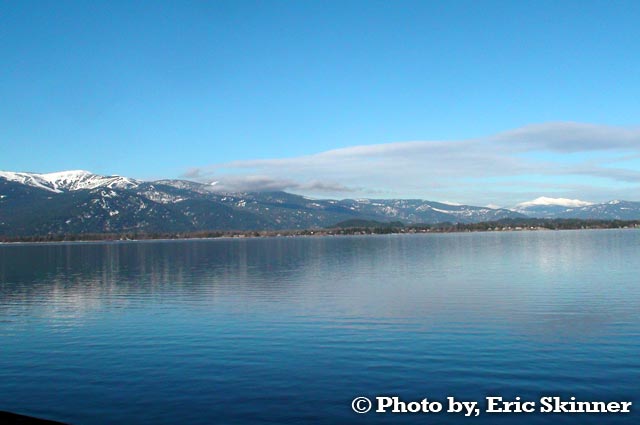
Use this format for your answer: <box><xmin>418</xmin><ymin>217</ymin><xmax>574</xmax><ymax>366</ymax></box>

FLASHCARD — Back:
<box><xmin>1</xmin><ymin>218</ymin><xmax>639</xmax><ymax>243</ymax></box>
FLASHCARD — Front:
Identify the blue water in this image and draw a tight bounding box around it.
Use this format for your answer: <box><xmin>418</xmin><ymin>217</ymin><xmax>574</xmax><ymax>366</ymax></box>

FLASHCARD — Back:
<box><xmin>1</xmin><ymin>230</ymin><xmax>638</xmax><ymax>424</ymax></box>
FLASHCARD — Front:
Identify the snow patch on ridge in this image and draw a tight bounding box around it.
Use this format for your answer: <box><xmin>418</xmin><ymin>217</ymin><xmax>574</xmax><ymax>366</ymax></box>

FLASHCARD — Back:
<box><xmin>516</xmin><ymin>197</ymin><xmax>594</xmax><ymax>208</ymax></box>
<box><xmin>0</xmin><ymin>170</ymin><xmax>139</xmax><ymax>192</ymax></box>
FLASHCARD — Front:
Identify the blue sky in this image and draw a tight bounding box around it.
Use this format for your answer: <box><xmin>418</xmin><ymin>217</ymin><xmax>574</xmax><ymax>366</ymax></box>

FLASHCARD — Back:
<box><xmin>1</xmin><ymin>0</ymin><xmax>639</xmax><ymax>205</ymax></box>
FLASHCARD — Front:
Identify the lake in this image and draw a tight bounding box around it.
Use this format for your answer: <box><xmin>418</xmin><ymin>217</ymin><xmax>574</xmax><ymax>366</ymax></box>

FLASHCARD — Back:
<box><xmin>1</xmin><ymin>230</ymin><xmax>638</xmax><ymax>424</ymax></box>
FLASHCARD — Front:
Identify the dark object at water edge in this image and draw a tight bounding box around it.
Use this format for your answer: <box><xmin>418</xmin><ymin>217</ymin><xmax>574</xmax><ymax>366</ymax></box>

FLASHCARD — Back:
<box><xmin>0</xmin><ymin>411</ymin><xmax>69</xmax><ymax>425</ymax></box>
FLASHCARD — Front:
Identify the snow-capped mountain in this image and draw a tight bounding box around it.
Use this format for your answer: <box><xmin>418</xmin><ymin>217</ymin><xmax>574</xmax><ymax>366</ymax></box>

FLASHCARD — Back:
<box><xmin>515</xmin><ymin>197</ymin><xmax>594</xmax><ymax>209</ymax></box>
<box><xmin>0</xmin><ymin>170</ymin><xmax>139</xmax><ymax>193</ymax></box>
<box><xmin>554</xmin><ymin>200</ymin><xmax>640</xmax><ymax>220</ymax></box>
<box><xmin>329</xmin><ymin>198</ymin><xmax>521</xmax><ymax>223</ymax></box>
<box><xmin>513</xmin><ymin>197</ymin><xmax>595</xmax><ymax>218</ymax></box>
<box><xmin>514</xmin><ymin>197</ymin><xmax>640</xmax><ymax>219</ymax></box>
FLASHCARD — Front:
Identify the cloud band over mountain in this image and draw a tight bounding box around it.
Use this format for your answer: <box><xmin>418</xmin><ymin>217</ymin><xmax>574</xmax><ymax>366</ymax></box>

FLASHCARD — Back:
<box><xmin>184</xmin><ymin>122</ymin><xmax>640</xmax><ymax>206</ymax></box>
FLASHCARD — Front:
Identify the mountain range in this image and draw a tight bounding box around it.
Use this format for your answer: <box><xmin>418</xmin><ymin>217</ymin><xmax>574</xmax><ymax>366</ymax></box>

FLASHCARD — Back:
<box><xmin>1</xmin><ymin>170</ymin><xmax>639</xmax><ymax>236</ymax></box>
<box><xmin>512</xmin><ymin>196</ymin><xmax>640</xmax><ymax>220</ymax></box>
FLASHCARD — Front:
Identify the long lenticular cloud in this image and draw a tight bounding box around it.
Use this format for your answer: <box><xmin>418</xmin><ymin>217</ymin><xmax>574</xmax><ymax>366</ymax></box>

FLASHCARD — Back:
<box><xmin>183</xmin><ymin>122</ymin><xmax>640</xmax><ymax>205</ymax></box>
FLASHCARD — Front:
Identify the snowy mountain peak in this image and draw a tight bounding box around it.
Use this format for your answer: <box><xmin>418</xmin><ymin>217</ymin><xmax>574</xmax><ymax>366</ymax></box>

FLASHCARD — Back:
<box><xmin>516</xmin><ymin>197</ymin><xmax>594</xmax><ymax>208</ymax></box>
<box><xmin>41</xmin><ymin>170</ymin><xmax>93</xmax><ymax>180</ymax></box>
<box><xmin>0</xmin><ymin>170</ymin><xmax>139</xmax><ymax>192</ymax></box>
<box><xmin>0</xmin><ymin>170</ymin><xmax>63</xmax><ymax>192</ymax></box>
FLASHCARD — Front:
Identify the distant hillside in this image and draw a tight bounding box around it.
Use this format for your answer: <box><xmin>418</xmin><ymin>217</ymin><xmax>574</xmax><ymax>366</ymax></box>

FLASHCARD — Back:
<box><xmin>513</xmin><ymin>197</ymin><xmax>640</xmax><ymax>220</ymax></box>
<box><xmin>330</xmin><ymin>219</ymin><xmax>405</xmax><ymax>228</ymax></box>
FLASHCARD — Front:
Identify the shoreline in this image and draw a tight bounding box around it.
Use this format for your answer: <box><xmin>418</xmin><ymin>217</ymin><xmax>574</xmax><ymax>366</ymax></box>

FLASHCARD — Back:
<box><xmin>1</xmin><ymin>220</ymin><xmax>638</xmax><ymax>245</ymax></box>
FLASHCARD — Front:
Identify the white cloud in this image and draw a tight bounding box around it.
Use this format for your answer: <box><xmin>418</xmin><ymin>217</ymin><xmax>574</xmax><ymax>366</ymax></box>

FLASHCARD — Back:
<box><xmin>491</xmin><ymin>122</ymin><xmax>640</xmax><ymax>153</ymax></box>
<box><xmin>183</xmin><ymin>122</ymin><xmax>640</xmax><ymax>205</ymax></box>
<box><xmin>204</xmin><ymin>175</ymin><xmax>356</xmax><ymax>193</ymax></box>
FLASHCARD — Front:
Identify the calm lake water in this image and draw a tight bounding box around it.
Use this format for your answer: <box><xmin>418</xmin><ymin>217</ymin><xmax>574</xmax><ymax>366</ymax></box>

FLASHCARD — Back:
<box><xmin>1</xmin><ymin>230</ymin><xmax>638</xmax><ymax>424</ymax></box>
